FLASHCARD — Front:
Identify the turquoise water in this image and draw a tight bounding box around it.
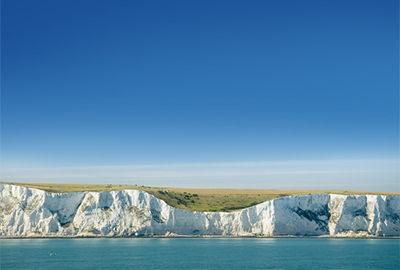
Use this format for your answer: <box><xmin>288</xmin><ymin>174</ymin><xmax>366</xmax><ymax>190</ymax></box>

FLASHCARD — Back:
<box><xmin>1</xmin><ymin>238</ymin><xmax>399</xmax><ymax>269</ymax></box>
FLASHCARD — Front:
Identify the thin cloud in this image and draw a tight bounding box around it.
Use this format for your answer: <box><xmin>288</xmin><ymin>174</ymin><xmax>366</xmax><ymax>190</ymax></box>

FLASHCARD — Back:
<box><xmin>3</xmin><ymin>158</ymin><xmax>398</xmax><ymax>171</ymax></box>
<box><xmin>2</xmin><ymin>159</ymin><xmax>398</xmax><ymax>180</ymax></box>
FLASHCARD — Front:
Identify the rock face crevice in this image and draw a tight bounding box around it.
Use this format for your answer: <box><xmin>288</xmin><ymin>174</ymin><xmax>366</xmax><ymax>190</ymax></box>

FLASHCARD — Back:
<box><xmin>0</xmin><ymin>184</ymin><xmax>399</xmax><ymax>237</ymax></box>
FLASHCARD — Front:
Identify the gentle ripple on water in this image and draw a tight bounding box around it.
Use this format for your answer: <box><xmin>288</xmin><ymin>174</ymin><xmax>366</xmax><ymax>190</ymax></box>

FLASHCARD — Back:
<box><xmin>1</xmin><ymin>238</ymin><xmax>399</xmax><ymax>269</ymax></box>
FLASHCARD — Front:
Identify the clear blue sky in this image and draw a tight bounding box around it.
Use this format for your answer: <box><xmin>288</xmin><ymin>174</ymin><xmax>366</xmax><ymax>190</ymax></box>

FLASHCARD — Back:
<box><xmin>1</xmin><ymin>1</ymin><xmax>399</xmax><ymax>191</ymax></box>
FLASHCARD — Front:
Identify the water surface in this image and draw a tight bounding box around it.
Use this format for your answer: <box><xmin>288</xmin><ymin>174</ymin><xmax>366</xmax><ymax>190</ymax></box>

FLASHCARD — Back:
<box><xmin>1</xmin><ymin>238</ymin><xmax>399</xmax><ymax>269</ymax></box>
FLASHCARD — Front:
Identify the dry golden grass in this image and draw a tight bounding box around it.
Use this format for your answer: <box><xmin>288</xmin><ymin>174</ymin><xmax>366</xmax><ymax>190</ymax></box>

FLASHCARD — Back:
<box><xmin>2</xmin><ymin>182</ymin><xmax>399</xmax><ymax>212</ymax></box>
<box><xmin>164</xmin><ymin>187</ymin><xmax>400</xmax><ymax>196</ymax></box>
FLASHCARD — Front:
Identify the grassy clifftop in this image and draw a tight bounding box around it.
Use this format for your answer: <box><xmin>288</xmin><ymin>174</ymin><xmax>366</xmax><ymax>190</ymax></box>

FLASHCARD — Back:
<box><xmin>2</xmin><ymin>182</ymin><xmax>399</xmax><ymax>212</ymax></box>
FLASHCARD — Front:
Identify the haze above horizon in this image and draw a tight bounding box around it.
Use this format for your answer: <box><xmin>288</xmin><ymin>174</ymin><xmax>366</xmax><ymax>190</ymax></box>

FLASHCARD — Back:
<box><xmin>1</xmin><ymin>0</ymin><xmax>399</xmax><ymax>192</ymax></box>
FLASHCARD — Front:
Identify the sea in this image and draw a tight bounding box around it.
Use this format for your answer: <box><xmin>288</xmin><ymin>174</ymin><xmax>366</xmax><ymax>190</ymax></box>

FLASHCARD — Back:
<box><xmin>1</xmin><ymin>238</ymin><xmax>399</xmax><ymax>269</ymax></box>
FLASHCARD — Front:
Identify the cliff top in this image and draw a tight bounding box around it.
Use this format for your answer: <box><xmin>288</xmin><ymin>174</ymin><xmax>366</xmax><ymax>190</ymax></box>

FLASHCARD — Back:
<box><xmin>2</xmin><ymin>182</ymin><xmax>399</xmax><ymax>212</ymax></box>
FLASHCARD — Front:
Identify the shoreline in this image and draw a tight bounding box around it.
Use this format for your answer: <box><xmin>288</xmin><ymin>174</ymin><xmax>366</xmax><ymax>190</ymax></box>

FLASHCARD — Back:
<box><xmin>1</xmin><ymin>235</ymin><xmax>399</xmax><ymax>239</ymax></box>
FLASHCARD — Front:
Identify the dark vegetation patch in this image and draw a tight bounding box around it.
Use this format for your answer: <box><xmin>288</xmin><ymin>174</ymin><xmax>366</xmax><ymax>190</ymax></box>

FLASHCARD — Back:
<box><xmin>293</xmin><ymin>205</ymin><xmax>331</xmax><ymax>233</ymax></box>
<box><xmin>151</xmin><ymin>210</ymin><xmax>165</xmax><ymax>223</ymax></box>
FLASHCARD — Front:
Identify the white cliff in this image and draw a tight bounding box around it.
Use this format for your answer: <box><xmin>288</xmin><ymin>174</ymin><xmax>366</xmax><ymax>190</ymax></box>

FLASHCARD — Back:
<box><xmin>0</xmin><ymin>184</ymin><xmax>399</xmax><ymax>237</ymax></box>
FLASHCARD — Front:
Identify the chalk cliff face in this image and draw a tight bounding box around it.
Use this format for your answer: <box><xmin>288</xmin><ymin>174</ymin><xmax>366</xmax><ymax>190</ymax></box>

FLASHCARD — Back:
<box><xmin>0</xmin><ymin>184</ymin><xmax>399</xmax><ymax>237</ymax></box>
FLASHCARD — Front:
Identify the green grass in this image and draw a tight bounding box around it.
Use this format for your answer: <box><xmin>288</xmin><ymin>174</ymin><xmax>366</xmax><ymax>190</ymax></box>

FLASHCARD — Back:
<box><xmin>2</xmin><ymin>182</ymin><xmax>399</xmax><ymax>212</ymax></box>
